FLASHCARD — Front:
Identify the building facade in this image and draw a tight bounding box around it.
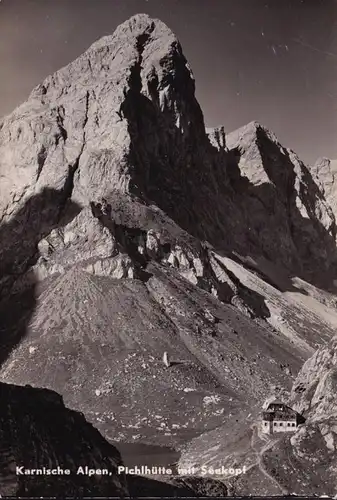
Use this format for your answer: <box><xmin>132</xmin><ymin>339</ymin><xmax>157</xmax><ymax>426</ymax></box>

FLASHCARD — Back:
<box><xmin>261</xmin><ymin>402</ymin><xmax>305</xmax><ymax>435</ymax></box>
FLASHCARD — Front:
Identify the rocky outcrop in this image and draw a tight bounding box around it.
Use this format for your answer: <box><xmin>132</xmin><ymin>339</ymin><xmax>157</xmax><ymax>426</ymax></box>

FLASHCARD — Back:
<box><xmin>225</xmin><ymin>122</ymin><xmax>337</xmax><ymax>286</ymax></box>
<box><xmin>289</xmin><ymin>334</ymin><xmax>337</xmax><ymax>421</ymax></box>
<box><xmin>0</xmin><ymin>382</ymin><xmax>127</xmax><ymax>497</ymax></box>
<box><xmin>311</xmin><ymin>157</ymin><xmax>337</xmax><ymax>226</ymax></box>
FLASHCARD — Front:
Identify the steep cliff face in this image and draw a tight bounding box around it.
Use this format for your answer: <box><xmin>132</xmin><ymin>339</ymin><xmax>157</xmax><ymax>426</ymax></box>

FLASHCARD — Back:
<box><xmin>225</xmin><ymin>122</ymin><xmax>337</xmax><ymax>285</ymax></box>
<box><xmin>311</xmin><ymin>157</ymin><xmax>337</xmax><ymax>227</ymax></box>
<box><xmin>289</xmin><ymin>334</ymin><xmax>337</xmax><ymax>421</ymax></box>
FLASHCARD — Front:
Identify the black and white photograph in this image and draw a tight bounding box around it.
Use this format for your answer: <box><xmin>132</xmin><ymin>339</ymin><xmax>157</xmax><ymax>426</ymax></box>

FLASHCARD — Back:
<box><xmin>0</xmin><ymin>0</ymin><xmax>337</xmax><ymax>497</ymax></box>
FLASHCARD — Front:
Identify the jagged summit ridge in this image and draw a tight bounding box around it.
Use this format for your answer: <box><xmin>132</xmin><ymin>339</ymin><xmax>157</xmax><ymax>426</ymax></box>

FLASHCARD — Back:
<box><xmin>1</xmin><ymin>13</ymin><xmax>337</xmax><ymax>297</ymax></box>
<box><xmin>88</xmin><ymin>13</ymin><xmax>178</xmax><ymax>52</ymax></box>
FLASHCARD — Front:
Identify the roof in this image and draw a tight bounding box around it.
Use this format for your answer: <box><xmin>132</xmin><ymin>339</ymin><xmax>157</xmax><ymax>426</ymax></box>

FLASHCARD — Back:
<box><xmin>263</xmin><ymin>402</ymin><xmax>298</xmax><ymax>421</ymax></box>
<box><xmin>265</xmin><ymin>402</ymin><xmax>294</xmax><ymax>412</ymax></box>
<box><xmin>263</xmin><ymin>410</ymin><xmax>297</xmax><ymax>421</ymax></box>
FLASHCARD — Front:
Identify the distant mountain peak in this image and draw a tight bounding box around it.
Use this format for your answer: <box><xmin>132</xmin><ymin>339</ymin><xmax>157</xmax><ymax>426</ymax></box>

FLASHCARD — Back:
<box><xmin>226</xmin><ymin>120</ymin><xmax>280</xmax><ymax>150</ymax></box>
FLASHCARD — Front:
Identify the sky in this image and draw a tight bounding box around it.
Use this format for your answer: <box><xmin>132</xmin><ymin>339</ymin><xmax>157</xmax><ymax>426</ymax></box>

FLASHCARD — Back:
<box><xmin>0</xmin><ymin>0</ymin><xmax>336</xmax><ymax>164</ymax></box>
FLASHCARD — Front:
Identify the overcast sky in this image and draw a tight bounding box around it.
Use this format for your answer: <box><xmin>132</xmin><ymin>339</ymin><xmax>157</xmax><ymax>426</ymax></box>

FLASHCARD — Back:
<box><xmin>0</xmin><ymin>0</ymin><xmax>336</xmax><ymax>164</ymax></box>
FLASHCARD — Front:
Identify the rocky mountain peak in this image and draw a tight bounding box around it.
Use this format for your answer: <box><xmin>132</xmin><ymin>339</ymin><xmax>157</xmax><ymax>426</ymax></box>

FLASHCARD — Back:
<box><xmin>0</xmin><ymin>12</ymin><xmax>203</xmax><ymax>213</ymax></box>
<box><xmin>2</xmin><ymin>13</ymin><xmax>337</xmax><ymax>497</ymax></box>
<box><xmin>93</xmin><ymin>13</ymin><xmax>163</xmax><ymax>44</ymax></box>
<box><xmin>1</xmin><ymin>13</ymin><xmax>337</xmax><ymax>296</ymax></box>
<box><xmin>0</xmin><ymin>13</ymin><xmax>212</xmax><ymax>296</ymax></box>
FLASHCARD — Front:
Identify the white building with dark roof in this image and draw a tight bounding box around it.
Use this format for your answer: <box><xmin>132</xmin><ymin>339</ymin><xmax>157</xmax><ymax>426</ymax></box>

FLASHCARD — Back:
<box><xmin>261</xmin><ymin>401</ymin><xmax>305</xmax><ymax>435</ymax></box>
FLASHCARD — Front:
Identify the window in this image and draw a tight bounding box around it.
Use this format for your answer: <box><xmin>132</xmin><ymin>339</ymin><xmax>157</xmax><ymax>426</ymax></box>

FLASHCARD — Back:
<box><xmin>279</xmin><ymin>422</ymin><xmax>283</xmax><ymax>426</ymax></box>
<box><xmin>274</xmin><ymin>422</ymin><xmax>277</xmax><ymax>426</ymax></box>
<box><xmin>292</xmin><ymin>423</ymin><xmax>296</xmax><ymax>427</ymax></box>
<box><xmin>287</xmin><ymin>423</ymin><xmax>290</xmax><ymax>426</ymax></box>
<box><xmin>264</xmin><ymin>422</ymin><xmax>268</xmax><ymax>426</ymax></box>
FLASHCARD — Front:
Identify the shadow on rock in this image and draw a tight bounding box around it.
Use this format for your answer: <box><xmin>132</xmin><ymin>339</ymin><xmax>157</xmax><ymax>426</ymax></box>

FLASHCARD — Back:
<box><xmin>0</xmin><ymin>188</ymin><xmax>81</xmax><ymax>368</ymax></box>
<box><xmin>0</xmin><ymin>382</ymin><xmax>128</xmax><ymax>497</ymax></box>
<box><xmin>121</xmin><ymin>65</ymin><xmax>337</xmax><ymax>292</ymax></box>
